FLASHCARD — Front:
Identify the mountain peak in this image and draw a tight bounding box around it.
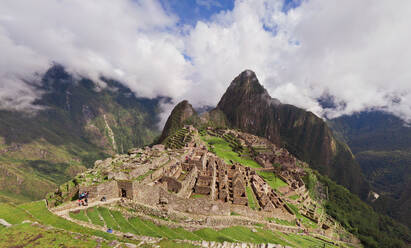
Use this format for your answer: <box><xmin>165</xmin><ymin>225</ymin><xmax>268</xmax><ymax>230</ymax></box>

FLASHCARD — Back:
<box><xmin>217</xmin><ymin>71</ymin><xmax>280</xmax><ymax>112</ymax></box>
<box><xmin>158</xmin><ymin>100</ymin><xmax>197</xmax><ymax>143</ymax></box>
<box><xmin>227</xmin><ymin>69</ymin><xmax>264</xmax><ymax>94</ymax></box>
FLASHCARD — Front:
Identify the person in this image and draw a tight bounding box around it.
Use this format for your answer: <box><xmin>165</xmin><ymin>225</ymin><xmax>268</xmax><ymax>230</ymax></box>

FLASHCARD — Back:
<box><xmin>83</xmin><ymin>191</ymin><xmax>88</xmax><ymax>206</ymax></box>
<box><xmin>78</xmin><ymin>192</ymin><xmax>84</xmax><ymax>206</ymax></box>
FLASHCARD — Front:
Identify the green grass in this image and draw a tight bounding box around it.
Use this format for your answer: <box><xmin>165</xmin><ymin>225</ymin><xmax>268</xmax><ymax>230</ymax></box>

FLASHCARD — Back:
<box><xmin>288</xmin><ymin>194</ymin><xmax>300</xmax><ymax>200</ymax></box>
<box><xmin>246</xmin><ymin>186</ymin><xmax>259</xmax><ymax>210</ymax></box>
<box><xmin>97</xmin><ymin>207</ymin><xmax>119</xmax><ymax>230</ymax></box>
<box><xmin>193</xmin><ymin>228</ymin><xmax>235</xmax><ymax>242</ymax></box>
<box><xmin>201</xmin><ymin>135</ymin><xmax>261</xmax><ymax>168</ymax></box>
<box><xmin>86</xmin><ymin>207</ymin><xmax>105</xmax><ymax>227</ymax></box>
<box><xmin>0</xmin><ymin>202</ymin><xmax>338</xmax><ymax>247</ymax></box>
<box><xmin>0</xmin><ymin>203</ymin><xmax>35</xmax><ymax>224</ymax></box>
<box><xmin>17</xmin><ymin>201</ymin><xmax>117</xmax><ymax>241</ymax></box>
<box><xmin>69</xmin><ymin>209</ymin><xmax>89</xmax><ymax>223</ymax></box>
<box><xmin>190</xmin><ymin>194</ymin><xmax>205</xmax><ymax>198</ymax></box>
<box><xmin>0</xmin><ymin>223</ymin><xmax>112</xmax><ymax>248</ymax></box>
<box><xmin>110</xmin><ymin>210</ymin><xmax>138</xmax><ymax>233</ymax></box>
<box><xmin>266</xmin><ymin>217</ymin><xmax>296</xmax><ymax>226</ymax></box>
<box><xmin>256</xmin><ymin>171</ymin><xmax>288</xmax><ymax>189</ymax></box>
<box><xmin>286</xmin><ymin>203</ymin><xmax>318</xmax><ymax>229</ymax></box>
<box><xmin>128</xmin><ymin>217</ymin><xmax>161</xmax><ymax>237</ymax></box>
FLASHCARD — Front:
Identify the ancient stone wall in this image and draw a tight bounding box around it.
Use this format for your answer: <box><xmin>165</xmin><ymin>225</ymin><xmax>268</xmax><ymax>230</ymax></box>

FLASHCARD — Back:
<box><xmin>160</xmin><ymin>176</ymin><xmax>182</xmax><ymax>193</ymax></box>
<box><xmin>117</xmin><ymin>180</ymin><xmax>134</xmax><ymax>199</ymax></box>
<box><xmin>132</xmin><ymin>183</ymin><xmax>161</xmax><ymax>205</ymax></box>
<box><xmin>79</xmin><ymin>180</ymin><xmax>119</xmax><ymax>200</ymax></box>
<box><xmin>177</xmin><ymin>165</ymin><xmax>198</xmax><ymax>198</ymax></box>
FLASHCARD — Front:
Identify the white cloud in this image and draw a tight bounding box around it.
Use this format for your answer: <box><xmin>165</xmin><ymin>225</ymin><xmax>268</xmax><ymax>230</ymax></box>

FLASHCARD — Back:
<box><xmin>0</xmin><ymin>0</ymin><xmax>190</xmax><ymax>111</ymax></box>
<box><xmin>1</xmin><ymin>0</ymin><xmax>411</xmax><ymax>124</ymax></box>
<box><xmin>183</xmin><ymin>0</ymin><xmax>411</xmax><ymax>122</ymax></box>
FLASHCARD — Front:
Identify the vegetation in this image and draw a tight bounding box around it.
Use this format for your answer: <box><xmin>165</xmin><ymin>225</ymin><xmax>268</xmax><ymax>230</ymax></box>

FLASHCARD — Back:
<box><xmin>69</xmin><ymin>210</ymin><xmax>89</xmax><ymax>223</ymax></box>
<box><xmin>200</xmin><ymin>135</ymin><xmax>261</xmax><ymax>168</ymax></box>
<box><xmin>329</xmin><ymin>111</ymin><xmax>411</xmax><ymax>228</ymax></box>
<box><xmin>266</xmin><ymin>217</ymin><xmax>296</xmax><ymax>227</ymax></box>
<box><xmin>0</xmin><ymin>66</ymin><xmax>160</xmax><ymax>204</ymax></box>
<box><xmin>0</xmin><ymin>223</ymin><xmax>113</xmax><ymax>248</ymax></box>
<box><xmin>86</xmin><ymin>207</ymin><xmax>105</xmax><ymax>227</ymax></box>
<box><xmin>256</xmin><ymin>171</ymin><xmax>288</xmax><ymax>189</ymax></box>
<box><xmin>314</xmin><ymin>171</ymin><xmax>411</xmax><ymax>248</ymax></box>
<box><xmin>246</xmin><ymin>186</ymin><xmax>259</xmax><ymax>210</ymax></box>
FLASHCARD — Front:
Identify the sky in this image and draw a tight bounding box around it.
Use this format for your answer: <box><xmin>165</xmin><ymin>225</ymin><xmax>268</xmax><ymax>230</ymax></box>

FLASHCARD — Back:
<box><xmin>1</xmin><ymin>0</ymin><xmax>411</xmax><ymax>125</ymax></box>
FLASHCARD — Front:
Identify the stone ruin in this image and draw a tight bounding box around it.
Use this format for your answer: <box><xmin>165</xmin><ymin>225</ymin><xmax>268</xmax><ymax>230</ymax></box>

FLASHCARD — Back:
<box><xmin>70</xmin><ymin>126</ymin><xmax>297</xmax><ymax>221</ymax></box>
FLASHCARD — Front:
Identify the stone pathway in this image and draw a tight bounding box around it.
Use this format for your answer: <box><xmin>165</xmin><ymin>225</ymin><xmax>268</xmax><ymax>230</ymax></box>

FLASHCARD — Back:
<box><xmin>52</xmin><ymin>197</ymin><xmax>121</xmax><ymax>218</ymax></box>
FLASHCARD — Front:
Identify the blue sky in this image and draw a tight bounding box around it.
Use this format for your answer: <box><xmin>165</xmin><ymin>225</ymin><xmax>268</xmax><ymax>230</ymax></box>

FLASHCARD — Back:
<box><xmin>159</xmin><ymin>0</ymin><xmax>235</xmax><ymax>26</ymax></box>
<box><xmin>159</xmin><ymin>0</ymin><xmax>302</xmax><ymax>26</ymax></box>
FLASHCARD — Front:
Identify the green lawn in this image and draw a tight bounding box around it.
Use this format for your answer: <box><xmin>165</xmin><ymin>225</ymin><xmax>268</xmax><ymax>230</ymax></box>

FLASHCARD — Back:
<box><xmin>0</xmin><ymin>223</ymin><xmax>112</xmax><ymax>248</ymax></box>
<box><xmin>288</xmin><ymin>194</ymin><xmax>300</xmax><ymax>200</ymax></box>
<box><xmin>246</xmin><ymin>186</ymin><xmax>259</xmax><ymax>210</ymax></box>
<box><xmin>0</xmin><ymin>202</ymin><xmax>337</xmax><ymax>247</ymax></box>
<box><xmin>266</xmin><ymin>217</ymin><xmax>296</xmax><ymax>226</ymax></box>
<box><xmin>69</xmin><ymin>209</ymin><xmax>89</xmax><ymax>223</ymax></box>
<box><xmin>17</xmin><ymin>201</ymin><xmax>118</xmax><ymax>241</ymax></box>
<box><xmin>0</xmin><ymin>203</ymin><xmax>35</xmax><ymax>224</ymax></box>
<box><xmin>201</xmin><ymin>135</ymin><xmax>261</xmax><ymax>168</ymax></box>
<box><xmin>256</xmin><ymin>171</ymin><xmax>288</xmax><ymax>189</ymax></box>
<box><xmin>97</xmin><ymin>207</ymin><xmax>120</xmax><ymax>230</ymax></box>
<box><xmin>86</xmin><ymin>207</ymin><xmax>105</xmax><ymax>226</ymax></box>
<box><xmin>110</xmin><ymin>210</ymin><xmax>138</xmax><ymax>233</ymax></box>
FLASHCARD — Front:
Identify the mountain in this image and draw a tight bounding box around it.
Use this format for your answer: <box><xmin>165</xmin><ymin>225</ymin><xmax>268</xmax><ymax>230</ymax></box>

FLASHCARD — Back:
<box><xmin>214</xmin><ymin>70</ymin><xmax>369</xmax><ymax>198</ymax></box>
<box><xmin>159</xmin><ymin>98</ymin><xmax>410</xmax><ymax>247</ymax></box>
<box><xmin>0</xmin><ymin>65</ymin><xmax>160</xmax><ymax>203</ymax></box>
<box><xmin>158</xmin><ymin>100</ymin><xmax>197</xmax><ymax>143</ymax></box>
<box><xmin>329</xmin><ymin>111</ymin><xmax>411</xmax><ymax>228</ymax></box>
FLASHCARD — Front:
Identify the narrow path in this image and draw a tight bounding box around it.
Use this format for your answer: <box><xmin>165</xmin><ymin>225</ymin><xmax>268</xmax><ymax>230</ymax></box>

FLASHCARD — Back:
<box><xmin>52</xmin><ymin>198</ymin><xmax>121</xmax><ymax>218</ymax></box>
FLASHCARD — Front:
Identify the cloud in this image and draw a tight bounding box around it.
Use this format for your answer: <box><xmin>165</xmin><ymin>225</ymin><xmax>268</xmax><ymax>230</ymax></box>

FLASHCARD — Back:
<box><xmin>1</xmin><ymin>0</ymin><xmax>411</xmax><ymax>124</ymax></box>
<box><xmin>0</xmin><ymin>0</ymin><xmax>190</xmax><ymax>111</ymax></box>
<box><xmin>183</xmin><ymin>0</ymin><xmax>411</xmax><ymax>122</ymax></box>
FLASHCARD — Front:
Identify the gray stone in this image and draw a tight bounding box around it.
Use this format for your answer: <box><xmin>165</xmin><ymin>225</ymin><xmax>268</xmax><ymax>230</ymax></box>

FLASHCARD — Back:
<box><xmin>0</xmin><ymin>218</ymin><xmax>11</xmax><ymax>227</ymax></box>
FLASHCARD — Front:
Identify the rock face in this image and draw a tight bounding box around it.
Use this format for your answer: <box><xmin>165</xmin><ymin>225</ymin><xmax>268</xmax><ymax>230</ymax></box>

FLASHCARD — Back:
<box><xmin>216</xmin><ymin>70</ymin><xmax>368</xmax><ymax>197</ymax></box>
<box><xmin>159</xmin><ymin>100</ymin><xmax>197</xmax><ymax>143</ymax></box>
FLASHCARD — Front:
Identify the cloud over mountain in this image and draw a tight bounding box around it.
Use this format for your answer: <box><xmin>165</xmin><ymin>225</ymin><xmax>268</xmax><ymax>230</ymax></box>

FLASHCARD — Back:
<box><xmin>1</xmin><ymin>0</ymin><xmax>411</xmax><ymax>122</ymax></box>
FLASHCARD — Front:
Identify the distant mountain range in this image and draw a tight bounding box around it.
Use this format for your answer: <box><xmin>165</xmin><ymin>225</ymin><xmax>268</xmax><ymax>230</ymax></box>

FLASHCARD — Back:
<box><xmin>0</xmin><ymin>65</ymin><xmax>160</xmax><ymax>203</ymax></box>
<box><xmin>329</xmin><ymin>111</ymin><xmax>411</xmax><ymax>228</ymax></box>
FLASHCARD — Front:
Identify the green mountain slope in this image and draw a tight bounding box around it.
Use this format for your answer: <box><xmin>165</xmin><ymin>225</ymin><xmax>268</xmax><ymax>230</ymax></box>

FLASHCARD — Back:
<box><xmin>329</xmin><ymin>111</ymin><xmax>411</xmax><ymax>228</ymax></box>
<box><xmin>0</xmin><ymin>65</ymin><xmax>160</xmax><ymax>203</ymax></box>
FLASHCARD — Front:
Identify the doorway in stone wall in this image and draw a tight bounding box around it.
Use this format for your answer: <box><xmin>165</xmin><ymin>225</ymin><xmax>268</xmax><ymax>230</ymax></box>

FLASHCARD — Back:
<box><xmin>121</xmin><ymin>188</ymin><xmax>127</xmax><ymax>198</ymax></box>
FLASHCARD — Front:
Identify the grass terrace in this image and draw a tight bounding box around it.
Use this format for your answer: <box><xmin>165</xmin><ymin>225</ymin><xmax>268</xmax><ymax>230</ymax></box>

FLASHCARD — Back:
<box><xmin>256</xmin><ymin>170</ymin><xmax>288</xmax><ymax>189</ymax></box>
<box><xmin>200</xmin><ymin>135</ymin><xmax>261</xmax><ymax>168</ymax></box>
<box><xmin>0</xmin><ymin>202</ymin><xmax>339</xmax><ymax>247</ymax></box>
